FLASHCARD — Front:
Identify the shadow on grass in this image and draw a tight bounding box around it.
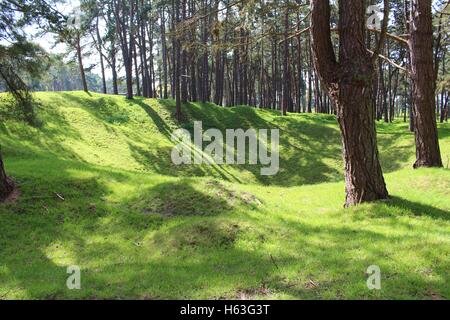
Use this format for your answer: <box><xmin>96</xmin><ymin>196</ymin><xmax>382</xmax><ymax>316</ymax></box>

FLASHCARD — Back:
<box><xmin>138</xmin><ymin>99</ymin><xmax>344</xmax><ymax>186</ymax></box>
<box><xmin>124</xmin><ymin>179</ymin><xmax>261</xmax><ymax>217</ymax></box>
<box><xmin>0</xmin><ymin>156</ymin><xmax>449</xmax><ymax>299</ymax></box>
<box><xmin>2</xmin><ymin>92</ymin><xmax>428</xmax><ymax>188</ymax></box>
<box><xmin>1</xmin><ymin>92</ymin><xmax>449</xmax><ymax>299</ymax></box>
<box><xmin>133</xmin><ymin>98</ymin><xmax>174</xmax><ymax>139</ymax></box>
<box><xmin>0</xmin><ymin>97</ymin><xmax>84</xmax><ymax>162</ymax></box>
<box><xmin>385</xmin><ymin>196</ymin><xmax>450</xmax><ymax>221</ymax></box>
<box><xmin>136</xmin><ymin>99</ymin><xmax>422</xmax><ymax>186</ymax></box>
<box><xmin>437</xmin><ymin>124</ymin><xmax>450</xmax><ymax>139</ymax></box>
<box><xmin>0</xmin><ymin>157</ymin><xmax>262</xmax><ymax>298</ymax></box>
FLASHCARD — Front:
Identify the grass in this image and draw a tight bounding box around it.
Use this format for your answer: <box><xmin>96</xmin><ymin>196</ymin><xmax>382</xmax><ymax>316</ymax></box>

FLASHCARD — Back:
<box><xmin>0</xmin><ymin>91</ymin><xmax>449</xmax><ymax>300</ymax></box>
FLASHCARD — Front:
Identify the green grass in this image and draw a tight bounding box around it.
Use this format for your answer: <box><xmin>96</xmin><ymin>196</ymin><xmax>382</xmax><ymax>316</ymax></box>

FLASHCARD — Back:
<box><xmin>0</xmin><ymin>91</ymin><xmax>449</xmax><ymax>300</ymax></box>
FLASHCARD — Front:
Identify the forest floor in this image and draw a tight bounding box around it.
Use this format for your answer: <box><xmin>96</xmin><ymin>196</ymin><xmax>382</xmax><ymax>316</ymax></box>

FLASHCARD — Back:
<box><xmin>0</xmin><ymin>91</ymin><xmax>449</xmax><ymax>299</ymax></box>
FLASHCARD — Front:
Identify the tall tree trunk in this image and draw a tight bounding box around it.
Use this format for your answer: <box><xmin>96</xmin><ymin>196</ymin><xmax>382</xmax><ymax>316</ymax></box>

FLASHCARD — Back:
<box><xmin>271</xmin><ymin>35</ymin><xmax>278</xmax><ymax>109</ymax></box>
<box><xmin>0</xmin><ymin>148</ymin><xmax>13</xmax><ymax>201</ymax></box>
<box><xmin>409</xmin><ymin>0</ymin><xmax>443</xmax><ymax>168</ymax></box>
<box><xmin>404</xmin><ymin>0</ymin><xmax>415</xmax><ymax>132</ymax></box>
<box><xmin>133</xmin><ymin>37</ymin><xmax>141</xmax><ymax>97</ymax></box>
<box><xmin>75</xmin><ymin>33</ymin><xmax>88</xmax><ymax>93</ymax></box>
<box><xmin>160</xmin><ymin>8</ymin><xmax>169</xmax><ymax>99</ymax></box>
<box><xmin>213</xmin><ymin>2</ymin><xmax>225</xmax><ymax>106</ymax></box>
<box><xmin>111</xmin><ymin>49</ymin><xmax>119</xmax><ymax>95</ymax></box>
<box><xmin>201</xmin><ymin>6</ymin><xmax>209</xmax><ymax>103</ymax></box>
<box><xmin>115</xmin><ymin>0</ymin><xmax>134</xmax><ymax>99</ymax></box>
<box><xmin>310</xmin><ymin>0</ymin><xmax>389</xmax><ymax>207</ymax></box>
<box><xmin>174</xmin><ymin>0</ymin><xmax>182</xmax><ymax>121</ymax></box>
<box><xmin>95</xmin><ymin>17</ymin><xmax>107</xmax><ymax>94</ymax></box>
<box><xmin>297</xmin><ymin>13</ymin><xmax>304</xmax><ymax>113</ymax></box>
<box><xmin>440</xmin><ymin>53</ymin><xmax>448</xmax><ymax>123</ymax></box>
<box><xmin>282</xmin><ymin>6</ymin><xmax>290</xmax><ymax>116</ymax></box>
<box><xmin>181</xmin><ymin>0</ymin><xmax>188</xmax><ymax>103</ymax></box>
<box><xmin>307</xmin><ymin>37</ymin><xmax>313</xmax><ymax>113</ymax></box>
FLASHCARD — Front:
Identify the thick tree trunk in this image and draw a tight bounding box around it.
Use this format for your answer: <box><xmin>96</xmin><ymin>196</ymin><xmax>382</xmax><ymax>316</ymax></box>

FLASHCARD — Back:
<box><xmin>409</xmin><ymin>0</ymin><xmax>443</xmax><ymax>168</ymax></box>
<box><xmin>310</xmin><ymin>0</ymin><xmax>389</xmax><ymax>207</ymax></box>
<box><xmin>0</xmin><ymin>149</ymin><xmax>13</xmax><ymax>201</ymax></box>
<box><xmin>336</xmin><ymin>83</ymin><xmax>389</xmax><ymax>206</ymax></box>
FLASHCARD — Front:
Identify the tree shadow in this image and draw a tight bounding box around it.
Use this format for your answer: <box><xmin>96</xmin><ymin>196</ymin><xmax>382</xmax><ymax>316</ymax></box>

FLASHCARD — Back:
<box><xmin>137</xmin><ymin>99</ymin><xmax>429</xmax><ymax>186</ymax></box>
<box><xmin>5</xmin><ymin>93</ymin><xmax>435</xmax><ymax>188</ymax></box>
<box><xmin>377</xmin><ymin>132</ymin><xmax>415</xmax><ymax>172</ymax></box>
<box><xmin>136</xmin><ymin>99</ymin><xmax>344</xmax><ymax>186</ymax></box>
<box><xmin>121</xmin><ymin>179</ymin><xmax>261</xmax><ymax>217</ymax></box>
<box><xmin>0</xmin><ymin>154</ymin><xmax>448</xmax><ymax>299</ymax></box>
<box><xmin>1</xmin><ymin>93</ymin><xmax>449</xmax><ymax>299</ymax></box>
<box><xmin>121</xmin><ymin>179</ymin><xmax>233</xmax><ymax>217</ymax></box>
<box><xmin>133</xmin><ymin>98</ymin><xmax>174</xmax><ymax>140</ymax></box>
<box><xmin>437</xmin><ymin>124</ymin><xmax>450</xmax><ymax>139</ymax></box>
<box><xmin>263</xmin><ymin>214</ymin><xmax>449</xmax><ymax>299</ymax></box>
<box><xmin>0</xmin><ymin>164</ymin><xmax>116</xmax><ymax>298</ymax></box>
<box><xmin>0</xmin><ymin>97</ymin><xmax>84</xmax><ymax>162</ymax></box>
<box><xmin>0</xmin><ymin>157</ymin><xmax>265</xmax><ymax>299</ymax></box>
<box><xmin>384</xmin><ymin>196</ymin><xmax>450</xmax><ymax>221</ymax></box>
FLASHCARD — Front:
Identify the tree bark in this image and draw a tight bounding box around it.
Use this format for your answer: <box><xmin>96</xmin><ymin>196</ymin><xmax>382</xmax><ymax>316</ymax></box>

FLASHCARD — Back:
<box><xmin>133</xmin><ymin>35</ymin><xmax>141</xmax><ymax>97</ymax></box>
<box><xmin>307</xmin><ymin>36</ymin><xmax>313</xmax><ymax>113</ymax></box>
<box><xmin>111</xmin><ymin>49</ymin><xmax>119</xmax><ymax>95</ymax></box>
<box><xmin>409</xmin><ymin>0</ymin><xmax>443</xmax><ymax>168</ymax></box>
<box><xmin>75</xmin><ymin>33</ymin><xmax>88</xmax><ymax>93</ymax></box>
<box><xmin>310</xmin><ymin>0</ymin><xmax>389</xmax><ymax>207</ymax></box>
<box><xmin>174</xmin><ymin>0</ymin><xmax>182</xmax><ymax>121</ymax></box>
<box><xmin>0</xmin><ymin>148</ymin><xmax>13</xmax><ymax>201</ymax></box>
<box><xmin>114</xmin><ymin>0</ymin><xmax>134</xmax><ymax>99</ymax></box>
<box><xmin>160</xmin><ymin>8</ymin><xmax>169</xmax><ymax>99</ymax></box>
<box><xmin>282</xmin><ymin>6</ymin><xmax>290</xmax><ymax>116</ymax></box>
<box><xmin>181</xmin><ymin>0</ymin><xmax>188</xmax><ymax>103</ymax></box>
<box><xmin>95</xmin><ymin>17</ymin><xmax>107</xmax><ymax>94</ymax></box>
<box><xmin>297</xmin><ymin>13</ymin><xmax>304</xmax><ymax>113</ymax></box>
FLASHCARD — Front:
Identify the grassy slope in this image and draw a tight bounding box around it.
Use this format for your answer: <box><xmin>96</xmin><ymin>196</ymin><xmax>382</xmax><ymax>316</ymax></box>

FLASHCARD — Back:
<box><xmin>0</xmin><ymin>91</ymin><xmax>449</xmax><ymax>300</ymax></box>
